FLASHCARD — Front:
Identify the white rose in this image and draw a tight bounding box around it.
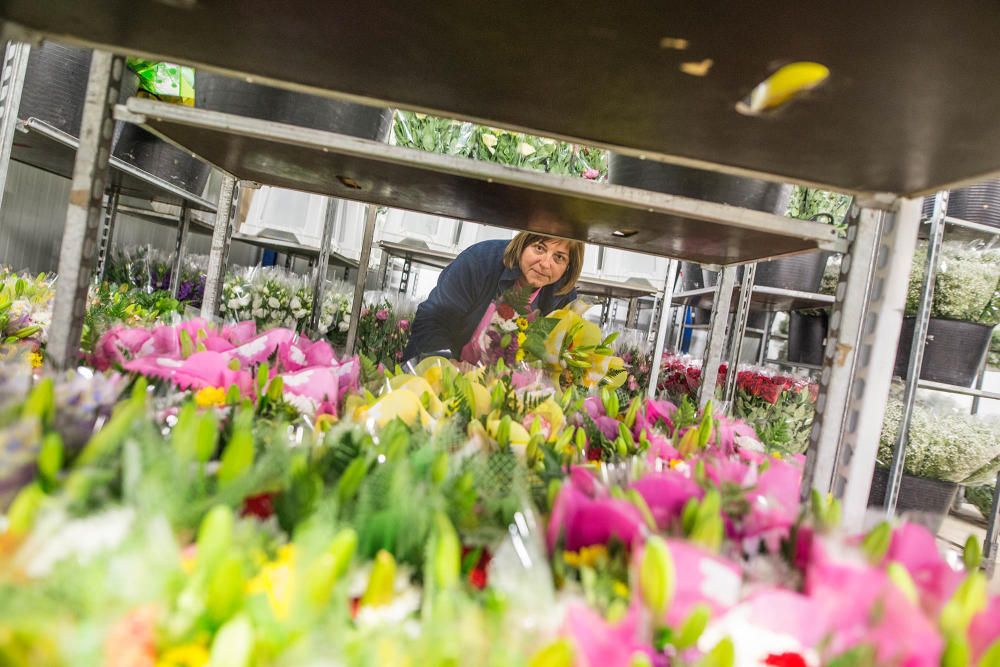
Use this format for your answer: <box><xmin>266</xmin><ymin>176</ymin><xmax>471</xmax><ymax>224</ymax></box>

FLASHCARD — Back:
<box><xmin>268</xmin><ymin>297</ymin><xmax>281</xmax><ymax>308</ymax></box>
<box><xmin>291</xmin><ymin>297</ymin><xmax>302</xmax><ymax>310</ymax></box>
<box><xmin>338</xmin><ymin>321</ymin><xmax>349</xmax><ymax>332</ymax></box>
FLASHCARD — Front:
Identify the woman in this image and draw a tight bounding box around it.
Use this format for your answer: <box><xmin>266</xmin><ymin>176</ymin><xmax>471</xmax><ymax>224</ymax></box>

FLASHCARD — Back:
<box><xmin>404</xmin><ymin>232</ymin><xmax>585</xmax><ymax>361</ymax></box>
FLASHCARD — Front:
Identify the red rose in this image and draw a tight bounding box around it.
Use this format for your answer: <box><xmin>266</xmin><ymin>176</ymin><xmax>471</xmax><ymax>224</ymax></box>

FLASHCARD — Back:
<box><xmin>241</xmin><ymin>492</ymin><xmax>276</xmax><ymax>519</ymax></box>
<box><xmin>496</xmin><ymin>303</ymin><xmax>515</xmax><ymax>320</ymax></box>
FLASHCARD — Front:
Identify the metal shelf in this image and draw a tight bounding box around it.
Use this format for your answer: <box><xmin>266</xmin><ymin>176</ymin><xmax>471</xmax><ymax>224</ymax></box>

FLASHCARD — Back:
<box><xmin>379</xmin><ymin>240</ymin><xmax>658</xmax><ymax>300</ymax></box>
<box><xmin>672</xmin><ymin>284</ymin><xmax>834</xmax><ymax>312</ymax></box>
<box><xmin>916</xmin><ymin>379</ymin><xmax>1000</xmax><ymax>403</ymax></box>
<box><xmin>112</xmin><ymin>98</ymin><xmax>845</xmax><ymax>266</ymax></box>
<box><xmin>12</xmin><ymin>117</ymin><xmax>216</xmax><ymax>212</ymax></box>
<box><xmin>8</xmin><ymin>1</ymin><xmax>1000</xmax><ymax>196</ymax></box>
<box><xmin>117</xmin><ymin>202</ymin><xmax>358</xmax><ymax>269</ymax></box>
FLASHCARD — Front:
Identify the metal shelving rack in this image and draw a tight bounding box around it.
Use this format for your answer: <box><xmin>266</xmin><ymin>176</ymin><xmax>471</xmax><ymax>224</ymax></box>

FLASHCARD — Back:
<box><xmin>6</xmin><ymin>1</ymin><xmax>1000</xmax><ymax>531</ymax></box>
<box><xmin>882</xmin><ymin>190</ymin><xmax>1000</xmax><ymax>570</ymax></box>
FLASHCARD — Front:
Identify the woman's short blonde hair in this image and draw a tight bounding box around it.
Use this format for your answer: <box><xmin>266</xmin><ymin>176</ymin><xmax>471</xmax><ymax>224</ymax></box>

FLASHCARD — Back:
<box><xmin>503</xmin><ymin>232</ymin><xmax>585</xmax><ymax>296</ymax></box>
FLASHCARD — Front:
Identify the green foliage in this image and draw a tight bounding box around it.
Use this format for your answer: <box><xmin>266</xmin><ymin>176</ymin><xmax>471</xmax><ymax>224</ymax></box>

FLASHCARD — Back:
<box><xmin>394</xmin><ymin>110</ymin><xmax>608</xmax><ymax>180</ymax></box>
<box><xmin>82</xmin><ymin>283</ymin><xmax>183</xmax><ymax>352</ymax></box>
<box><xmin>785</xmin><ymin>186</ymin><xmax>853</xmax><ymax>234</ymax></box>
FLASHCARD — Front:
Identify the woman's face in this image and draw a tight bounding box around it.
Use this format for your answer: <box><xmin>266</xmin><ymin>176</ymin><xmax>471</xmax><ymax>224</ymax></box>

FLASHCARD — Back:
<box><xmin>519</xmin><ymin>238</ymin><xmax>571</xmax><ymax>289</ymax></box>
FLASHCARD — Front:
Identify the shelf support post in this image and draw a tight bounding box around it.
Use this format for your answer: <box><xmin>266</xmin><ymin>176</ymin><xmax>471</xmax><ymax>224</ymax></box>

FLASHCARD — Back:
<box><xmin>802</xmin><ymin>196</ymin><xmax>922</xmax><ymax>532</ymax></box>
<box><xmin>646</xmin><ymin>259</ymin><xmax>678</xmax><ymax>399</ymax></box>
<box><xmin>309</xmin><ymin>197</ymin><xmax>339</xmax><ymax>334</ymax></box>
<box><xmin>94</xmin><ymin>186</ymin><xmax>121</xmax><ymax>283</ymax></box>
<box><xmin>0</xmin><ymin>41</ymin><xmax>29</xmax><ymax>216</ymax></box>
<box><xmin>48</xmin><ymin>50</ymin><xmax>124</xmax><ymax>370</ymax></box>
<box><xmin>885</xmin><ymin>192</ymin><xmax>947</xmax><ymax>515</ymax></box>
<box><xmin>698</xmin><ymin>265</ymin><xmax>738</xmax><ymax>408</ymax></box>
<box><xmin>722</xmin><ymin>263</ymin><xmax>756</xmax><ymax>411</ymax></box>
<box><xmin>345</xmin><ymin>204</ymin><xmax>378</xmax><ymax>355</ymax></box>
<box><xmin>169</xmin><ymin>203</ymin><xmax>191</xmax><ymax>299</ymax></box>
<box><xmin>201</xmin><ymin>175</ymin><xmax>238</xmax><ymax>319</ymax></box>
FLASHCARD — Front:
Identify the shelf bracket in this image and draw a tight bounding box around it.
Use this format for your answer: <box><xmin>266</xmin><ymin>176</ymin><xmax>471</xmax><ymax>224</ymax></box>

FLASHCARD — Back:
<box><xmin>49</xmin><ymin>50</ymin><xmax>124</xmax><ymax>370</ymax></box>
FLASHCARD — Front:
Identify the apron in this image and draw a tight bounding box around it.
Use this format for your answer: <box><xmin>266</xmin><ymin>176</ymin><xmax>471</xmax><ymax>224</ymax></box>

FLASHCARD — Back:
<box><xmin>459</xmin><ymin>287</ymin><xmax>540</xmax><ymax>364</ymax></box>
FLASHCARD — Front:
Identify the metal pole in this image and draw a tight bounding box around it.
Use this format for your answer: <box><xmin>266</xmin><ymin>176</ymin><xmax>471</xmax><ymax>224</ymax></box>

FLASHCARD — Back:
<box><xmin>376</xmin><ymin>249</ymin><xmax>389</xmax><ymax>290</ymax></box>
<box><xmin>885</xmin><ymin>192</ymin><xmax>946</xmax><ymax>514</ymax></box>
<box><xmin>757</xmin><ymin>312</ymin><xmax>773</xmax><ymax>365</ymax></box>
<box><xmin>646</xmin><ymin>259</ymin><xmax>677</xmax><ymax>399</ymax></box>
<box><xmin>971</xmin><ymin>353</ymin><xmax>988</xmax><ymax>416</ymax></box>
<box><xmin>698</xmin><ymin>265</ymin><xmax>738</xmax><ymax>408</ymax></box>
<box><xmin>345</xmin><ymin>205</ymin><xmax>378</xmax><ymax>355</ymax></box>
<box><xmin>169</xmin><ymin>204</ymin><xmax>191</xmax><ymax>299</ymax></box>
<box><xmin>309</xmin><ymin>197</ymin><xmax>338</xmax><ymax>334</ymax></box>
<box><xmin>48</xmin><ymin>51</ymin><xmax>124</xmax><ymax>371</ymax></box>
<box><xmin>984</xmin><ymin>470</ymin><xmax>1000</xmax><ymax>572</ymax></box>
<box><xmin>201</xmin><ymin>175</ymin><xmax>238</xmax><ymax>319</ymax></box>
<box><xmin>94</xmin><ymin>186</ymin><xmax>121</xmax><ymax>283</ymax></box>
<box><xmin>810</xmin><ymin>197</ymin><xmax>922</xmax><ymax>532</ymax></box>
<box><xmin>0</xmin><ymin>42</ymin><xmax>30</xmax><ymax>215</ymax></box>
<box><xmin>722</xmin><ymin>263</ymin><xmax>756</xmax><ymax>410</ymax></box>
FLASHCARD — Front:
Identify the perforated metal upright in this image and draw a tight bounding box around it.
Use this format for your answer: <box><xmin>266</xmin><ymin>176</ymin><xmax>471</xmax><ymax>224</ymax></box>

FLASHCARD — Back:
<box><xmin>308</xmin><ymin>197</ymin><xmax>339</xmax><ymax>334</ymax></box>
<box><xmin>802</xmin><ymin>196</ymin><xmax>922</xmax><ymax>531</ymax></box>
<box><xmin>48</xmin><ymin>50</ymin><xmax>124</xmax><ymax>370</ymax></box>
<box><xmin>0</xmin><ymin>41</ymin><xmax>29</xmax><ymax>214</ymax></box>
<box><xmin>200</xmin><ymin>175</ymin><xmax>238</xmax><ymax>319</ymax></box>
<box><xmin>697</xmin><ymin>266</ymin><xmax>738</xmax><ymax>408</ymax></box>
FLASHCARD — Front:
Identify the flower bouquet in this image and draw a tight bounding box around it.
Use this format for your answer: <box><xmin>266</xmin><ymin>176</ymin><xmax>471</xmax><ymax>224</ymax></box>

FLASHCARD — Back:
<box><xmin>0</xmin><ymin>268</ymin><xmax>54</xmax><ymax>350</ymax></box>
<box><xmin>658</xmin><ymin>355</ymin><xmax>818</xmax><ymax>454</ymax></box>
<box><xmin>221</xmin><ymin>266</ymin><xmax>313</xmax><ymax>333</ymax></box>
<box><xmin>81</xmin><ymin>282</ymin><xmax>183</xmax><ymax>354</ymax></box>
<box><xmin>461</xmin><ymin>285</ymin><xmax>627</xmax><ymax>392</ymax></box>
<box><xmin>356</xmin><ymin>294</ymin><xmax>414</xmax><ymax>367</ymax></box>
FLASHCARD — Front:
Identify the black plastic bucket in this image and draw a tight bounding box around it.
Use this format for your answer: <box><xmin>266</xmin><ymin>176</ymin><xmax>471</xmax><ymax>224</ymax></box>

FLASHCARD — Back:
<box><xmin>787</xmin><ymin>311</ymin><xmax>828</xmax><ymax>365</ymax></box>
<box><xmin>923</xmin><ymin>180</ymin><xmax>1000</xmax><ymax>227</ymax></box>
<box><xmin>19</xmin><ymin>41</ymin><xmax>92</xmax><ymax>135</ymax></box>
<box><xmin>893</xmin><ymin>317</ymin><xmax>994</xmax><ymax>386</ymax></box>
<box><xmin>608</xmin><ymin>154</ymin><xmax>791</xmax><ymax>212</ymax></box>
<box><xmin>195</xmin><ymin>71</ymin><xmax>392</xmax><ymax>140</ymax></box>
<box><xmin>868</xmin><ymin>466</ymin><xmax>958</xmax><ymax>532</ymax></box>
<box><xmin>755</xmin><ymin>252</ymin><xmax>830</xmax><ymax>293</ymax></box>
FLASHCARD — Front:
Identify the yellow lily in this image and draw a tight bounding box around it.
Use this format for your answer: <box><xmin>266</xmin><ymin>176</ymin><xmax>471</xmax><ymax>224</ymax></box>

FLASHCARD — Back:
<box><xmin>526</xmin><ymin>398</ymin><xmax>565</xmax><ymax>442</ymax></box>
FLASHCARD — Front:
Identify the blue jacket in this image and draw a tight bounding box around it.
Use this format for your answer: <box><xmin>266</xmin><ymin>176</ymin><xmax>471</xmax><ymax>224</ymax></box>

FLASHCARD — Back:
<box><xmin>404</xmin><ymin>240</ymin><xmax>578</xmax><ymax>359</ymax></box>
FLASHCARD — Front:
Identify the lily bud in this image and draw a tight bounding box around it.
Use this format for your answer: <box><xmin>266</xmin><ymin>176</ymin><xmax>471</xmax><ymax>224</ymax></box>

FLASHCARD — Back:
<box><xmin>639</xmin><ymin>535</ymin><xmax>675</xmax><ymax>616</ymax></box>
<box><xmin>361</xmin><ymin>550</ymin><xmax>397</xmax><ymax>608</ymax></box>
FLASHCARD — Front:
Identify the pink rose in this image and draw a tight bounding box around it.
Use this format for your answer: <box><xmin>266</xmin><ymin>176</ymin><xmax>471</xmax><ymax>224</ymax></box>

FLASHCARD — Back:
<box><xmin>398</xmin><ymin>319</ymin><xmax>410</xmax><ymax>331</ymax></box>
<box><xmin>376</xmin><ymin>309</ymin><xmax>389</xmax><ymax>321</ymax></box>
<box><xmin>582</xmin><ymin>168</ymin><xmax>600</xmax><ymax>180</ymax></box>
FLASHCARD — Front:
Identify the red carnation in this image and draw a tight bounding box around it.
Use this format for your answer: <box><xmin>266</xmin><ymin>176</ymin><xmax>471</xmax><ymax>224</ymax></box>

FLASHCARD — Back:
<box><xmin>497</xmin><ymin>303</ymin><xmax>516</xmax><ymax>320</ymax></box>
<box><xmin>764</xmin><ymin>653</ymin><xmax>807</xmax><ymax>667</ymax></box>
